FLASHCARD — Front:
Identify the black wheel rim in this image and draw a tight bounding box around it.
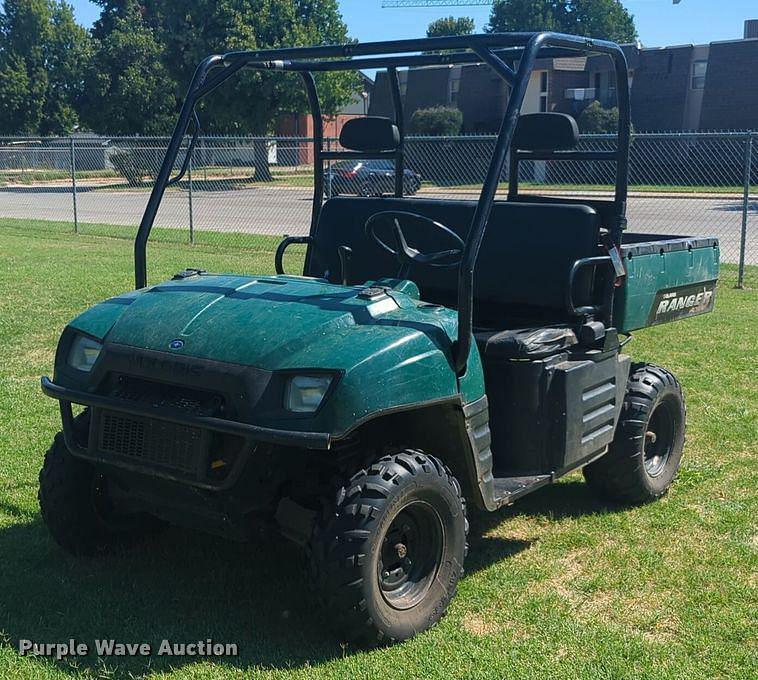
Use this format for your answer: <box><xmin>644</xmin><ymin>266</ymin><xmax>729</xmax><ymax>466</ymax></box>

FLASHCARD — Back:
<box><xmin>377</xmin><ymin>501</ymin><xmax>444</xmax><ymax>610</ymax></box>
<box><xmin>644</xmin><ymin>399</ymin><xmax>676</xmax><ymax>478</ymax></box>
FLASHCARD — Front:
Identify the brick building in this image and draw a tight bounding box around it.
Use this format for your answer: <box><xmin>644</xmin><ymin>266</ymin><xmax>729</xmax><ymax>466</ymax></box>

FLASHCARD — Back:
<box><xmin>276</xmin><ymin>74</ymin><xmax>373</xmax><ymax>163</ymax></box>
<box><xmin>369</xmin><ymin>20</ymin><xmax>758</xmax><ymax>133</ymax></box>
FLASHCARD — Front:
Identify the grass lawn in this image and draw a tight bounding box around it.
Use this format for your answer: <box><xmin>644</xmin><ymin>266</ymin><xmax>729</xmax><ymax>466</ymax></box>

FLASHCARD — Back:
<box><xmin>0</xmin><ymin>169</ymin><xmax>121</xmax><ymax>186</ymax></box>
<box><xmin>433</xmin><ymin>182</ymin><xmax>758</xmax><ymax>195</ymax></box>
<box><xmin>4</xmin><ymin>165</ymin><xmax>753</xmax><ymax>196</ymax></box>
<box><xmin>0</xmin><ymin>216</ymin><xmax>288</xmax><ymax>252</ymax></box>
<box><xmin>0</xmin><ymin>225</ymin><xmax>755</xmax><ymax>679</ymax></box>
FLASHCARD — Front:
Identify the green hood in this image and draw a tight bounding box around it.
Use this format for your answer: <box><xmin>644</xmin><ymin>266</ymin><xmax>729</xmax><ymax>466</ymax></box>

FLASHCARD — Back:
<box><xmin>64</xmin><ymin>274</ymin><xmax>485</xmax><ymax>435</ymax></box>
<box><xmin>99</xmin><ymin>275</ymin><xmax>454</xmax><ymax>371</ymax></box>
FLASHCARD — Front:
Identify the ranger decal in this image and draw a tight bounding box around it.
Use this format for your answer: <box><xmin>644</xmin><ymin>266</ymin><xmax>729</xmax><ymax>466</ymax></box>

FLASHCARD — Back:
<box><xmin>647</xmin><ymin>282</ymin><xmax>717</xmax><ymax>326</ymax></box>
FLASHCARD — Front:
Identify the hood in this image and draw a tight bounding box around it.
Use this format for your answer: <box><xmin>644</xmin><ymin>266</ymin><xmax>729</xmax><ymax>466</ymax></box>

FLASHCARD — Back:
<box><xmin>61</xmin><ymin>273</ymin><xmax>487</xmax><ymax>437</ymax></box>
<box><xmin>94</xmin><ymin>274</ymin><xmax>457</xmax><ymax>372</ymax></box>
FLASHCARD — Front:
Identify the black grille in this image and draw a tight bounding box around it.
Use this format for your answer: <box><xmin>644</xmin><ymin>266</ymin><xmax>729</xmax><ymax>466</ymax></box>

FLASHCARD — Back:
<box><xmin>109</xmin><ymin>376</ymin><xmax>222</xmax><ymax>415</ymax></box>
<box><xmin>98</xmin><ymin>410</ymin><xmax>204</xmax><ymax>474</ymax></box>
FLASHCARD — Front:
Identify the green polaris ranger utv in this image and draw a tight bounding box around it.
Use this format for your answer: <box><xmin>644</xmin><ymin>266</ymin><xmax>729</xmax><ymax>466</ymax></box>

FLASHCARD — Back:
<box><xmin>39</xmin><ymin>32</ymin><xmax>719</xmax><ymax>645</ymax></box>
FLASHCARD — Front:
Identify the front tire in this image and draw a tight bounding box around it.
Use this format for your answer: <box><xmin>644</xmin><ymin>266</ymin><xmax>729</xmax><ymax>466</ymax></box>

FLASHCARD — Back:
<box><xmin>584</xmin><ymin>363</ymin><xmax>686</xmax><ymax>504</ymax></box>
<box><xmin>39</xmin><ymin>432</ymin><xmax>155</xmax><ymax>555</ymax></box>
<box><xmin>309</xmin><ymin>449</ymin><xmax>467</xmax><ymax>646</ymax></box>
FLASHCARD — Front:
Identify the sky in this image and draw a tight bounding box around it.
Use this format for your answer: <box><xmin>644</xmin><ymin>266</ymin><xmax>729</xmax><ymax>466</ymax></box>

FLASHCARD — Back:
<box><xmin>67</xmin><ymin>0</ymin><xmax>756</xmax><ymax>48</ymax></box>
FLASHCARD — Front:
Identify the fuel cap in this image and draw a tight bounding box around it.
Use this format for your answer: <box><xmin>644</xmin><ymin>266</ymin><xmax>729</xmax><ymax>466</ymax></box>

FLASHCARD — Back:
<box><xmin>357</xmin><ymin>286</ymin><xmax>387</xmax><ymax>300</ymax></box>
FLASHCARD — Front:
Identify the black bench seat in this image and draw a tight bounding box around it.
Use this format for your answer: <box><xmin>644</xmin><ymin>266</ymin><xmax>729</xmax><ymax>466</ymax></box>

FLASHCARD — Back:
<box><xmin>307</xmin><ymin>197</ymin><xmax>602</xmax><ymax>327</ymax></box>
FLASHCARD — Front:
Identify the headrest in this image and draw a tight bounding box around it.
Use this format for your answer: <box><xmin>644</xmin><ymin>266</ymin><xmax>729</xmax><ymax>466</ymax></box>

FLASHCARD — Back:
<box><xmin>513</xmin><ymin>113</ymin><xmax>579</xmax><ymax>152</ymax></box>
<box><xmin>339</xmin><ymin>116</ymin><xmax>400</xmax><ymax>152</ymax></box>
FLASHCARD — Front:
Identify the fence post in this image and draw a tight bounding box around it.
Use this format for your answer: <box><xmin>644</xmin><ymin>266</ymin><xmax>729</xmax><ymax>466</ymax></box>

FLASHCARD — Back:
<box><xmin>188</xmin><ymin>150</ymin><xmax>194</xmax><ymax>244</ymax></box>
<box><xmin>738</xmin><ymin>132</ymin><xmax>753</xmax><ymax>289</ymax></box>
<box><xmin>69</xmin><ymin>135</ymin><xmax>78</xmax><ymax>234</ymax></box>
<box><xmin>326</xmin><ymin>136</ymin><xmax>332</xmax><ymax>198</ymax></box>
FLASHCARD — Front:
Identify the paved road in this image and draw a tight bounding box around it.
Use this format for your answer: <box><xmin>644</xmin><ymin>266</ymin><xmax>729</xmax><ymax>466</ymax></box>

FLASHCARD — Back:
<box><xmin>0</xmin><ymin>184</ymin><xmax>754</xmax><ymax>263</ymax></box>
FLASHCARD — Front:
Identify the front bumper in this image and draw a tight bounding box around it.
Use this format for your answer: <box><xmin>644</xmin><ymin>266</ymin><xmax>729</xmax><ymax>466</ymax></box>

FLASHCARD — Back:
<box><xmin>42</xmin><ymin>376</ymin><xmax>331</xmax><ymax>489</ymax></box>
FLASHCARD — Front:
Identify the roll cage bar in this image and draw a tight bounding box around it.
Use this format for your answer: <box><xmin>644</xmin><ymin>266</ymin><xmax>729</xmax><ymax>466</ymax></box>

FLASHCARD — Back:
<box><xmin>134</xmin><ymin>31</ymin><xmax>631</xmax><ymax>375</ymax></box>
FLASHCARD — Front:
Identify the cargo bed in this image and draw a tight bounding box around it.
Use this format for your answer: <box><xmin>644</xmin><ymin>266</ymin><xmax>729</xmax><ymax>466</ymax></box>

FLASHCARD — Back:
<box><xmin>613</xmin><ymin>234</ymin><xmax>719</xmax><ymax>332</ymax></box>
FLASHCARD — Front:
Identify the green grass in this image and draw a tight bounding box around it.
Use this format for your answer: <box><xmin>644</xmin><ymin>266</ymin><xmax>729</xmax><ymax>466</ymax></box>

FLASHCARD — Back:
<box><xmin>3</xmin><ymin>164</ymin><xmax>753</xmax><ymax>195</ymax></box>
<box><xmin>0</xmin><ymin>217</ymin><xmax>288</xmax><ymax>252</ymax></box>
<box><xmin>0</xmin><ymin>169</ymin><xmax>121</xmax><ymax>186</ymax></box>
<box><xmin>447</xmin><ymin>181</ymin><xmax>758</xmax><ymax>195</ymax></box>
<box><xmin>222</xmin><ymin>176</ymin><xmax>758</xmax><ymax>194</ymax></box>
<box><xmin>0</xmin><ymin>224</ymin><xmax>755</xmax><ymax>679</ymax></box>
<box><xmin>522</xmin><ymin>182</ymin><xmax>758</xmax><ymax>195</ymax></box>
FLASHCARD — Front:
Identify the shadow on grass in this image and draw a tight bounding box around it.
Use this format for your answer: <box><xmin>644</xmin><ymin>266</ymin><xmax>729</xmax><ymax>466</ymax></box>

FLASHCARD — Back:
<box><xmin>0</xmin><ymin>520</ymin><xmax>345</xmax><ymax>677</ymax></box>
<box><xmin>0</xmin><ymin>479</ymin><xmax>618</xmax><ymax>677</ymax></box>
<box><xmin>505</xmin><ymin>478</ymin><xmax>626</xmax><ymax>521</ymax></box>
<box><xmin>467</xmin><ymin>478</ymin><xmax>627</xmax><ymax>564</ymax></box>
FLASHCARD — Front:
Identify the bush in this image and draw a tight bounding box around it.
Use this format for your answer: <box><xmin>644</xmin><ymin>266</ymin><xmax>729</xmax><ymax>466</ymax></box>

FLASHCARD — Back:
<box><xmin>109</xmin><ymin>149</ymin><xmax>155</xmax><ymax>186</ymax></box>
<box><xmin>579</xmin><ymin>101</ymin><xmax>620</xmax><ymax>134</ymax></box>
<box><xmin>409</xmin><ymin>106</ymin><xmax>463</xmax><ymax>136</ymax></box>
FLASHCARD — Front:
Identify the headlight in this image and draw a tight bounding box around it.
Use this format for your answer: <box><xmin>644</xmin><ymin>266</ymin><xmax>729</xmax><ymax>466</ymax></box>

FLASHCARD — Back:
<box><xmin>284</xmin><ymin>375</ymin><xmax>332</xmax><ymax>413</ymax></box>
<box><xmin>67</xmin><ymin>334</ymin><xmax>103</xmax><ymax>372</ymax></box>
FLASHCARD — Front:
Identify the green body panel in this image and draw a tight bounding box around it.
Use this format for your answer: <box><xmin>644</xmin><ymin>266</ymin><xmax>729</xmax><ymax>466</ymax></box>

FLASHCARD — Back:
<box><xmin>60</xmin><ymin>274</ymin><xmax>485</xmax><ymax>438</ymax></box>
<box><xmin>69</xmin><ymin>290</ymin><xmax>142</xmax><ymax>339</ymax></box>
<box><xmin>613</xmin><ymin>242</ymin><xmax>720</xmax><ymax>332</ymax></box>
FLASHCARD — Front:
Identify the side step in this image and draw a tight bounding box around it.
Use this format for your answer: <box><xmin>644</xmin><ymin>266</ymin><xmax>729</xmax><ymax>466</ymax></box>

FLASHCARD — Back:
<box><xmin>493</xmin><ymin>474</ymin><xmax>552</xmax><ymax>508</ymax></box>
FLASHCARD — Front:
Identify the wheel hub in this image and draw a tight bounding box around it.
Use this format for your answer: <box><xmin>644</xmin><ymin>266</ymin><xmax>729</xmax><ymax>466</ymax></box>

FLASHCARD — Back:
<box><xmin>378</xmin><ymin>502</ymin><xmax>443</xmax><ymax>610</ymax></box>
<box><xmin>643</xmin><ymin>403</ymin><xmax>675</xmax><ymax>478</ymax></box>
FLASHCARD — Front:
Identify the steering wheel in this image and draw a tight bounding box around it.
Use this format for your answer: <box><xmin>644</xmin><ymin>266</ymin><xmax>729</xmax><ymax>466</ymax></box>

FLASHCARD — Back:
<box><xmin>365</xmin><ymin>211</ymin><xmax>465</xmax><ymax>276</ymax></box>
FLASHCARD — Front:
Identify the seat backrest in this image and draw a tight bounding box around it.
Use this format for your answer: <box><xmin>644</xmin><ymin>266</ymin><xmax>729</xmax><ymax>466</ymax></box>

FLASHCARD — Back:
<box><xmin>339</xmin><ymin>116</ymin><xmax>400</xmax><ymax>152</ymax></box>
<box><xmin>307</xmin><ymin>197</ymin><xmax>600</xmax><ymax>319</ymax></box>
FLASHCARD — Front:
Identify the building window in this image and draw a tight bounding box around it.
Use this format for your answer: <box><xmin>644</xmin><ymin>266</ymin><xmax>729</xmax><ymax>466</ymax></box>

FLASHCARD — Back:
<box><xmin>692</xmin><ymin>60</ymin><xmax>707</xmax><ymax>90</ymax></box>
<box><xmin>539</xmin><ymin>71</ymin><xmax>548</xmax><ymax>112</ymax></box>
<box><xmin>449</xmin><ymin>75</ymin><xmax>461</xmax><ymax>105</ymax></box>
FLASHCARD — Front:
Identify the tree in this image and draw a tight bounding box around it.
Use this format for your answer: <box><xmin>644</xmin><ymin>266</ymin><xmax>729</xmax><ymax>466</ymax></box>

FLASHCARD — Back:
<box><xmin>0</xmin><ymin>54</ymin><xmax>34</xmax><ymax>134</ymax></box>
<box><xmin>88</xmin><ymin>1</ymin><xmax>360</xmax><ymax>178</ymax></box>
<box><xmin>427</xmin><ymin>16</ymin><xmax>475</xmax><ymax>38</ymax></box>
<box><xmin>79</xmin><ymin>1</ymin><xmax>175</xmax><ymax>135</ymax></box>
<box><xmin>0</xmin><ymin>0</ymin><xmax>90</xmax><ymax>135</ymax></box>
<box><xmin>578</xmin><ymin>100</ymin><xmax>628</xmax><ymax>134</ymax></box>
<box><xmin>138</xmin><ymin>1</ymin><xmax>358</xmax><ymax>128</ymax></box>
<box><xmin>42</xmin><ymin>1</ymin><xmax>93</xmax><ymax>134</ymax></box>
<box><xmin>410</xmin><ymin>106</ymin><xmax>463</xmax><ymax>136</ymax></box>
<box><xmin>487</xmin><ymin>0</ymin><xmax>637</xmax><ymax>44</ymax></box>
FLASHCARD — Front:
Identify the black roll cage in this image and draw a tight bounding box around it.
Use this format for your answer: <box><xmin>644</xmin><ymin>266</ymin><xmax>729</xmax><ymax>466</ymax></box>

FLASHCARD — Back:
<box><xmin>134</xmin><ymin>32</ymin><xmax>631</xmax><ymax>375</ymax></box>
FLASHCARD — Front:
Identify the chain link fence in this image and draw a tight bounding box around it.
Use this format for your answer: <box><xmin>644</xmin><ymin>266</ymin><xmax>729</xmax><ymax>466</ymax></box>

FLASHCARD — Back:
<box><xmin>0</xmin><ymin>132</ymin><xmax>754</xmax><ymax>287</ymax></box>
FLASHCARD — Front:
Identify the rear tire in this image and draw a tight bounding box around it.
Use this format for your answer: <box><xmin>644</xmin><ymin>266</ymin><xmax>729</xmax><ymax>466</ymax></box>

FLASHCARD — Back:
<box><xmin>39</xmin><ymin>432</ymin><xmax>156</xmax><ymax>555</ymax></box>
<box><xmin>583</xmin><ymin>363</ymin><xmax>686</xmax><ymax>504</ymax></box>
<box><xmin>308</xmin><ymin>449</ymin><xmax>467</xmax><ymax>646</ymax></box>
